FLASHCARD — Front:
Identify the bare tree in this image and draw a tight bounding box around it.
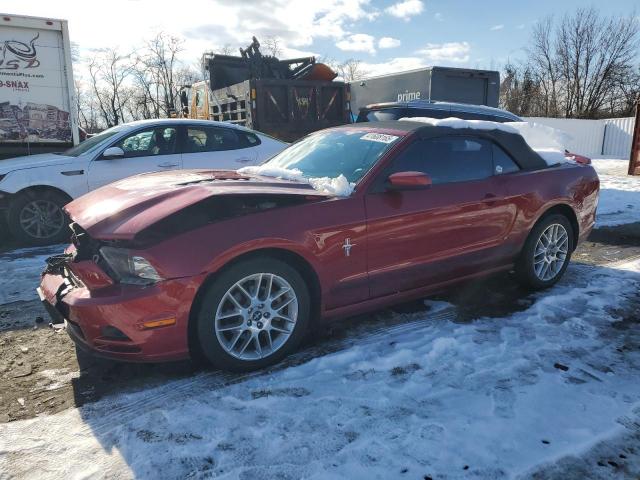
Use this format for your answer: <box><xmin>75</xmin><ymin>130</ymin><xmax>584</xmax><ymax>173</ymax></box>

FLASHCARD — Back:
<box><xmin>334</xmin><ymin>58</ymin><xmax>368</xmax><ymax>82</ymax></box>
<box><xmin>262</xmin><ymin>36</ymin><xmax>282</xmax><ymax>57</ymax></box>
<box><xmin>216</xmin><ymin>44</ymin><xmax>234</xmax><ymax>55</ymax></box>
<box><xmin>516</xmin><ymin>8</ymin><xmax>640</xmax><ymax>118</ymax></box>
<box><xmin>138</xmin><ymin>32</ymin><xmax>184</xmax><ymax>117</ymax></box>
<box><xmin>87</xmin><ymin>48</ymin><xmax>135</xmax><ymax>127</ymax></box>
<box><xmin>528</xmin><ymin>16</ymin><xmax>560</xmax><ymax>116</ymax></box>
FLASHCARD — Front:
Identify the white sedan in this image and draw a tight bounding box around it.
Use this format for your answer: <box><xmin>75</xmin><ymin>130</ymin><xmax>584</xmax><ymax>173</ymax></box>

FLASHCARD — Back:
<box><xmin>0</xmin><ymin>119</ymin><xmax>287</xmax><ymax>245</ymax></box>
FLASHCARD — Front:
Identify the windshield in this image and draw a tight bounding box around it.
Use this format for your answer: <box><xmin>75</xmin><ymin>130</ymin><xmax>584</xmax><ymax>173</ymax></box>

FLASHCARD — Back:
<box><xmin>57</xmin><ymin>125</ymin><xmax>127</xmax><ymax>157</ymax></box>
<box><xmin>261</xmin><ymin>129</ymin><xmax>402</xmax><ymax>183</ymax></box>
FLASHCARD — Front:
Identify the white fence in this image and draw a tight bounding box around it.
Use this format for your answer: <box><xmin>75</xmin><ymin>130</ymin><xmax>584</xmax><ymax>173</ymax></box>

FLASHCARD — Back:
<box><xmin>523</xmin><ymin>116</ymin><xmax>635</xmax><ymax>159</ymax></box>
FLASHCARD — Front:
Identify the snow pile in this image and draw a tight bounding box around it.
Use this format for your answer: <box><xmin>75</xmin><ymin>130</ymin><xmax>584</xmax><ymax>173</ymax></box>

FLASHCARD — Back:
<box><xmin>531</xmin><ymin>148</ymin><xmax>569</xmax><ymax>167</ymax></box>
<box><xmin>508</xmin><ymin>121</ymin><xmax>573</xmax><ymax>167</ymax></box>
<box><xmin>1</xmin><ymin>259</ymin><xmax>640</xmax><ymax>478</ymax></box>
<box><xmin>400</xmin><ymin>117</ymin><xmax>570</xmax><ymax>166</ymax></box>
<box><xmin>238</xmin><ymin>165</ymin><xmax>355</xmax><ymax>196</ymax></box>
<box><xmin>506</xmin><ymin>121</ymin><xmax>571</xmax><ymax>151</ymax></box>
<box><xmin>399</xmin><ymin>116</ymin><xmax>519</xmax><ymax>134</ymax></box>
<box><xmin>592</xmin><ymin>158</ymin><xmax>640</xmax><ymax>226</ymax></box>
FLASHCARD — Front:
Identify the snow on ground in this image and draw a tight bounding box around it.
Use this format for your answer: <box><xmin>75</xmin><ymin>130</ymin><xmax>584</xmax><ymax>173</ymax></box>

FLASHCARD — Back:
<box><xmin>0</xmin><ymin>244</ymin><xmax>63</xmax><ymax>304</ymax></box>
<box><xmin>592</xmin><ymin>158</ymin><xmax>640</xmax><ymax>227</ymax></box>
<box><xmin>1</xmin><ymin>259</ymin><xmax>639</xmax><ymax>479</ymax></box>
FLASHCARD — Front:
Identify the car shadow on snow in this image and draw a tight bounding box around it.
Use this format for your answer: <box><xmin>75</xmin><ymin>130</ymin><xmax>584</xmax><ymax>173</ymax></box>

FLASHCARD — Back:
<box><xmin>64</xmin><ymin>245</ymin><xmax>635</xmax><ymax>410</ymax></box>
<box><xmin>54</xmin><ymin>256</ymin><xmax>640</xmax><ymax>479</ymax></box>
<box><xmin>66</xmin><ymin>269</ymin><xmax>536</xmax><ymax>410</ymax></box>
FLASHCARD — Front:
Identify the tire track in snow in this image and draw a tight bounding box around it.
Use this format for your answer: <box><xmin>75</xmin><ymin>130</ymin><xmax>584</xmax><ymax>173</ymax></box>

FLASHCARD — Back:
<box><xmin>5</xmin><ymin>306</ymin><xmax>459</xmax><ymax>443</ymax></box>
<box><xmin>70</xmin><ymin>255</ymin><xmax>640</xmax><ymax>438</ymax></box>
<box><xmin>2</xmin><ymin>258</ymin><xmax>639</xmax><ymax>479</ymax></box>
<box><xmin>3</xmin><ymin>256</ymin><xmax>637</xmax><ymax>444</ymax></box>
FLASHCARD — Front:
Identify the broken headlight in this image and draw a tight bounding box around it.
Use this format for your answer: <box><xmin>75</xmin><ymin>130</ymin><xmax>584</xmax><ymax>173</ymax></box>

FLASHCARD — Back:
<box><xmin>99</xmin><ymin>246</ymin><xmax>162</xmax><ymax>285</ymax></box>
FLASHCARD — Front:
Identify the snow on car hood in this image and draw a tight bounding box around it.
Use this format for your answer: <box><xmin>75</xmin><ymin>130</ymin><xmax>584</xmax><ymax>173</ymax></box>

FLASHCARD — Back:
<box><xmin>238</xmin><ymin>165</ymin><xmax>355</xmax><ymax>197</ymax></box>
<box><xmin>0</xmin><ymin>153</ymin><xmax>75</xmax><ymax>174</ymax></box>
<box><xmin>399</xmin><ymin>117</ymin><xmax>571</xmax><ymax>167</ymax></box>
<box><xmin>65</xmin><ymin>169</ymin><xmax>329</xmax><ymax>240</ymax></box>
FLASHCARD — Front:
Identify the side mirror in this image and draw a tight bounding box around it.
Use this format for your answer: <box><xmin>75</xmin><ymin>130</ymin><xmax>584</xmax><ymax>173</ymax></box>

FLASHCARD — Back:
<box><xmin>387</xmin><ymin>171</ymin><xmax>432</xmax><ymax>190</ymax></box>
<box><xmin>101</xmin><ymin>146</ymin><xmax>125</xmax><ymax>159</ymax></box>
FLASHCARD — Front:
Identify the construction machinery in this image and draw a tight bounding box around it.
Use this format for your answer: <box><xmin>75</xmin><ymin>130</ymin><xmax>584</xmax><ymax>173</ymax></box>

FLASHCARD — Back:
<box><xmin>180</xmin><ymin>37</ymin><xmax>350</xmax><ymax>142</ymax></box>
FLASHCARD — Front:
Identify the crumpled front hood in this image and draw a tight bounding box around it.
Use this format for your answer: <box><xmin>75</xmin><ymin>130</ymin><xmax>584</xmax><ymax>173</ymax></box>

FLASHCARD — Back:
<box><xmin>65</xmin><ymin>169</ymin><xmax>327</xmax><ymax>240</ymax></box>
<box><xmin>0</xmin><ymin>153</ymin><xmax>75</xmax><ymax>173</ymax></box>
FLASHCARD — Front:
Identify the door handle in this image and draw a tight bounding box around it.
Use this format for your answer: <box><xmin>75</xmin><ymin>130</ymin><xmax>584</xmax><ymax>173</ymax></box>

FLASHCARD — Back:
<box><xmin>234</xmin><ymin>157</ymin><xmax>252</xmax><ymax>163</ymax></box>
<box><xmin>158</xmin><ymin>162</ymin><xmax>179</xmax><ymax>168</ymax></box>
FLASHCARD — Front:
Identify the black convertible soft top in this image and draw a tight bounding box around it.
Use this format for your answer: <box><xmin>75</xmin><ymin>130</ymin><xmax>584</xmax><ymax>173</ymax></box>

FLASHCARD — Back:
<box><xmin>344</xmin><ymin>120</ymin><xmax>550</xmax><ymax>171</ymax></box>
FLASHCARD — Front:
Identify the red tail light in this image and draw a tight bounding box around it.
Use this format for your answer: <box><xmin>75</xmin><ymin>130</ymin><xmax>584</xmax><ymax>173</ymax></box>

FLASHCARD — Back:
<box><xmin>565</xmin><ymin>150</ymin><xmax>591</xmax><ymax>165</ymax></box>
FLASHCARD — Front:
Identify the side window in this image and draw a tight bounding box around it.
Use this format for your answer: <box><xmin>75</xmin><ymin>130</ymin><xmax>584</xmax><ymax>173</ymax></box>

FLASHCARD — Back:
<box><xmin>492</xmin><ymin>143</ymin><xmax>520</xmax><ymax>174</ymax></box>
<box><xmin>450</xmin><ymin>111</ymin><xmax>492</xmax><ymax>121</ymax></box>
<box><xmin>363</xmin><ymin>108</ymin><xmax>408</xmax><ymax>122</ymax></box>
<box><xmin>115</xmin><ymin>127</ymin><xmax>177</xmax><ymax>158</ymax></box>
<box><xmin>239</xmin><ymin>131</ymin><xmax>261</xmax><ymax>147</ymax></box>
<box><xmin>413</xmin><ymin>108</ymin><xmax>452</xmax><ymax>119</ymax></box>
<box><xmin>389</xmin><ymin>136</ymin><xmax>493</xmax><ymax>185</ymax></box>
<box><xmin>184</xmin><ymin>127</ymin><xmax>241</xmax><ymax>153</ymax></box>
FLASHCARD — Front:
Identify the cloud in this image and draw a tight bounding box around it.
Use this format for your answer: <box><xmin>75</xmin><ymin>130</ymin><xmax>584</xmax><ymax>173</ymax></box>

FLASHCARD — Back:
<box><xmin>336</xmin><ymin>34</ymin><xmax>376</xmax><ymax>55</ymax></box>
<box><xmin>184</xmin><ymin>0</ymin><xmax>380</xmax><ymax>50</ymax></box>
<box><xmin>415</xmin><ymin>42</ymin><xmax>470</xmax><ymax>63</ymax></box>
<box><xmin>516</xmin><ymin>24</ymin><xmax>525</xmax><ymax>29</ymax></box>
<box><xmin>360</xmin><ymin>42</ymin><xmax>472</xmax><ymax>78</ymax></box>
<box><xmin>434</xmin><ymin>12</ymin><xmax>444</xmax><ymax>22</ymax></box>
<box><xmin>360</xmin><ymin>57</ymin><xmax>426</xmax><ymax>77</ymax></box>
<box><xmin>8</xmin><ymin>0</ymin><xmax>381</xmax><ymax>70</ymax></box>
<box><xmin>385</xmin><ymin>0</ymin><xmax>424</xmax><ymax>20</ymax></box>
<box><xmin>378</xmin><ymin>37</ymin><xmax>401</xmax><ymax>49</ymax></box>
<box><xmin>490</xmin><ymin>24</ymin><xmax>504</xmax><ymax>31</ymax></box>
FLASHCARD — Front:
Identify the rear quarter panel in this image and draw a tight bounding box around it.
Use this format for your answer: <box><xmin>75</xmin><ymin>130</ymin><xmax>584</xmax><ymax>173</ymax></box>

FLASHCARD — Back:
<box><xmin>502</xmin><ymin>163</ymin><xmax>599</xmax><ymax>255</ymax></box>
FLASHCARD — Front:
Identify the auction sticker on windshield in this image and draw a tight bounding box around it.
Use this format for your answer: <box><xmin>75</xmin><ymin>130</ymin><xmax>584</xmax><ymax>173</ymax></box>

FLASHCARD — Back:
<box><xmin>360</xmin><ymin>133</ymin><xmax>399</xmax><ymax>143</ymax></box>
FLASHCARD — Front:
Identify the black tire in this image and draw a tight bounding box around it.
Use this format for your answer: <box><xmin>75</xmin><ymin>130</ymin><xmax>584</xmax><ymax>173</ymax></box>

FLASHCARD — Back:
<box><xmin>7</xmin><ymin>190</ymin><xmax>71</xmax><ymax>246</ymax></box>
<box><xmin>195</xmin><ymin>257</ymin><xmax>311</xmax><ymax>372</ymax></box>
<box><xmin>516</xmin><ymin>214</ymin><xmax>574</xmax><ymax>290</ymax></box>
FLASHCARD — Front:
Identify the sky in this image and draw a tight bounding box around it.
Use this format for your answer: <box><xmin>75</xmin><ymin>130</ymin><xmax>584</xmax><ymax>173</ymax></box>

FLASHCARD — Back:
<box><xmin>2</xmin><ymin>0</ymin><xmax>638</xmax><ymax>78</ymax></box>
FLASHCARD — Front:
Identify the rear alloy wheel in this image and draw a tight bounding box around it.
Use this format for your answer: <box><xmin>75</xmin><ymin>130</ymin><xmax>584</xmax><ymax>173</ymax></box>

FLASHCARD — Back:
<box><xmin>533</xmin><ymin>223</ymin><xmax>570</xmax><ymax>281</ymax></box>
<box><xmin>7</xmin><ymin>191</ymin><xmax>70</xmax><ymax>245</ymax></box>
<box><xmin>516</xmin><ymin>214</ymin><xmax>574</xmax><ymax>289</ymax></box>
<box><xmin>196</xmin><ymin>258</ymin><xmax>310</xmax><ymax>371</ymax></box>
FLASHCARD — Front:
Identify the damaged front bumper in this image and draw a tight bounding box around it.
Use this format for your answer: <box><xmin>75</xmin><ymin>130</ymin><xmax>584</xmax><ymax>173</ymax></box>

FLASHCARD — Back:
<box><xmin>38</xmin><ymin>253</ymin><xmax>201</xmax><ymax>362</ymax></box>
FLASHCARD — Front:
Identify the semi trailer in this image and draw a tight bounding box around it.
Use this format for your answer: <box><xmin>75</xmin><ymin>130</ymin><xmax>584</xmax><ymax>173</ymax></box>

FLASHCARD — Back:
<box><xmin>0</xmin><ymin>13</ymin><xmax>78</xmax><ymax>160</ymax></box>
<box><xmin>350</xmin><ymin>66</ymin><xmax>500</xmax><ymax>118</ymax></box>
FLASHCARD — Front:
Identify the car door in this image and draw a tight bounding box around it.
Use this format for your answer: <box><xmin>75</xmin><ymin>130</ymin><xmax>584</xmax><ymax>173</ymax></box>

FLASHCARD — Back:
<box><xmin>87</xmin><ymin>125</ymin><xmax>181</xmax><ymax>190</ymax></box>
<box><xmin>365</xmin><ymin>135</ymin><xmax>517</xmax><ymax>298</ymax></box>
<box><xmin>181</xmin><ymin>125</ymin><xmax>258</xmax><ymax>170</ymax></box>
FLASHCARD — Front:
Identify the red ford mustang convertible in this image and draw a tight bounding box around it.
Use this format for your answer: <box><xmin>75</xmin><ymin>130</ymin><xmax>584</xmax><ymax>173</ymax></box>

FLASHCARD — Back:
<box><xmin>39</xmin><ymin>121</ymin><xmax>599</xmax><ymax>371</ymax></box>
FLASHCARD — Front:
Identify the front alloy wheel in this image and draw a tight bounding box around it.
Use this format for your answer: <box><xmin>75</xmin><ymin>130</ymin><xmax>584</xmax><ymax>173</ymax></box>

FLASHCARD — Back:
<box><xmin>196</xmin><ymin>257</ymin><xmax>310</xmax><ymax>372</ymax></box>
<box><xmin>215</xmin><ymin>273</ymin><xmax>298</xmax><ymax>361</ymax></box>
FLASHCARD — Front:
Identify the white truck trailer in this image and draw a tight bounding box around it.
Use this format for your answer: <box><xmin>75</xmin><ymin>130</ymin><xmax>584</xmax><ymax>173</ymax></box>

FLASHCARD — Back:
<box><xmin>0</xmin><ymin>13</ymin><xmax>78</xmax><ymax>160</ymax></box>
